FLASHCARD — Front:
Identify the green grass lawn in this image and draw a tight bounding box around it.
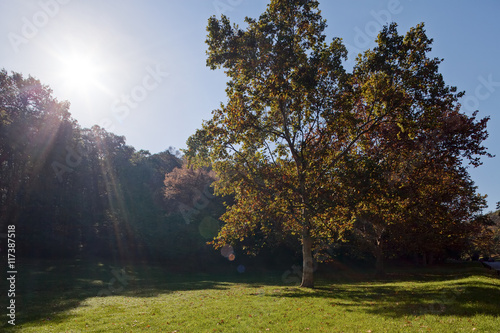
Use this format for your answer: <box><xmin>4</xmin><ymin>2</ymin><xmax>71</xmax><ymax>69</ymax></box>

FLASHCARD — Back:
<box><xmin>2</xmin><ymin>259</ymin><xmax>499</xmax><ymax>332</ymax></box>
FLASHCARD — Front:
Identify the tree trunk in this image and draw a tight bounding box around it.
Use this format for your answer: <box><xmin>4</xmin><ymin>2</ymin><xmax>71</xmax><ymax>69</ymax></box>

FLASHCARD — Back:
<box><xmin>301</xmin><ymin>229</ymin><xmax>314</xmax><ymax>288</ymax></box>
<box><xmin>375</xmin><ymin>240</ymin><xmax>385</xmax><ymax>276</ymax></box>
<box><xmin>429</xmin><ymin>252</ymin><xmax>435</xmax><ymax>265</ymax></box>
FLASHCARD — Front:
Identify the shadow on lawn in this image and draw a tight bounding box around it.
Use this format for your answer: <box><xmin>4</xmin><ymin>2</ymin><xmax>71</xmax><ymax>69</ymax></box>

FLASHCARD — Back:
<box><xmin>271</xmin><ymin>263</ymin><xmax>500</xmax><ymax>318</ymax></box>
<box><xmin>2</xmin><ymin>260</ymin><xmax>498</xmax><ymax>329</ymax></box>
<box><xmin>2</xmin><ymin>258</ymin><xmax>263</xmax><ymax>329</ymax></box>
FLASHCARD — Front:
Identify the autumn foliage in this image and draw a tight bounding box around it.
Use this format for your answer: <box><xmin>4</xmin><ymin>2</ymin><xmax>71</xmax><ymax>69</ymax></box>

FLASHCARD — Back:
<box><xmin>186</xmin><ymin>0</ymin><xmax>492</xmax><ymax>286</ymax></box>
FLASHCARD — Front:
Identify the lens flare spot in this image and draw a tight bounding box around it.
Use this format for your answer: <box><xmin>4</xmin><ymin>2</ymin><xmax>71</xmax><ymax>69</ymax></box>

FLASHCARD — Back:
<box><xmin>221</xmin><ymin>245</ymin><xmax>234</xmax><ymax>258</ymax></box>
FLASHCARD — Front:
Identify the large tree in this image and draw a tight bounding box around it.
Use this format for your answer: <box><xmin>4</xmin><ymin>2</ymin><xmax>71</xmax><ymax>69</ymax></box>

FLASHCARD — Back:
<box><xmin>187</xmin><ymin>1</ymin><xmax>484</xmax><ymax>287</ymax></box>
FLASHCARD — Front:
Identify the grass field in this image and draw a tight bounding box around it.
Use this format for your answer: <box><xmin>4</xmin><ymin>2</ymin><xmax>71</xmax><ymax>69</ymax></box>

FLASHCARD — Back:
<box><xmin>2</xmin><ymin>259</ymin><xmax>499</xmax><ymax>332</ymax></box>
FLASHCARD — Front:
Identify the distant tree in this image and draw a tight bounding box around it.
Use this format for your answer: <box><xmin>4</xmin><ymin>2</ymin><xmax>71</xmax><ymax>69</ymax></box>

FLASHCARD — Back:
<box><xmin>164</xmin><ymin>164</ymin><xmax>226</xmax><ymax>232</ymax></box>
<box><xmin>0</xmin><ymin>69</ymin><xmax>74</xmax><ymax>256</ymax></box>
<box><xmin>351</xmin><ymin>106</ymin><xmax>490</xmax><ymax>271</ymax></box>
<box><xmin>388</xmin><ymin>163</ymin><xmax>488</xmax><ymax>264</ymax></box>
<box><xmin>114</xmin><ymin>149</ymin><xmax>182</xmax><ymax>261</ymax></box>
<box><xmin>164</xmin><ymin>165</ymin><xmax>217</xmax><ymax>214</ymax></box>
<box><xmin>162</xmin><ymin>163</ymin><xmax>232</xmax><ymax>265</ymax></box>
<box><xmin>470</xmin><ymin>210</ymin><xmax>500</xmax><ymax>259</ymax></box>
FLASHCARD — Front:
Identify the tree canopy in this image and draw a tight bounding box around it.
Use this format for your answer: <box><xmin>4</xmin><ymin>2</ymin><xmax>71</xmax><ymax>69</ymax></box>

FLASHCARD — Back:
<box><xmin>186</xmin><ymin>0</ymin><xmax>491</xmax><ymax>287</ymax></box>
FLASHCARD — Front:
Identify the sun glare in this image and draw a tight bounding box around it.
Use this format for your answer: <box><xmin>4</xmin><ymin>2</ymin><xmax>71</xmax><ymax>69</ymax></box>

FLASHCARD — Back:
<box><xmin>60</xmin><ymin>53</ymin><xmax>101</xmax><ymax>90</ymax></box>
<box><xmin>53</xmin><ymin>44</ymin><xmax>115</xmax><ymax>99</ymax></box>
<box><xmin>50</xmin><ymin>44</ymin><xmax>115</xmax><ymax>122</ymax></box>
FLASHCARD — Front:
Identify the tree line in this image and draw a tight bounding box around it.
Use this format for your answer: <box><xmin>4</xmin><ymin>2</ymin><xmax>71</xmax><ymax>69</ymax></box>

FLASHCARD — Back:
<box><xmin>0</xmin><ymin>69</ymin><xmax>227</xmax><ymax>267</ymax></box>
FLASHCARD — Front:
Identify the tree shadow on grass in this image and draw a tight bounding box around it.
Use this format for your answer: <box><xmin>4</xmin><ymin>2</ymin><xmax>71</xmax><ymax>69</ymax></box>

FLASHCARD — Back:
<box><xmin>3</xmin><ymin>260</ymin><xmax>498</xmax><ymax>330</ymax></box>
<box><xmin>269</xmin><ymin>264</ymin><xmax>500</xmax><ymax>319</ymax></box>
<box><xmin>319</xmin><ymin>260</ymin><xmax>494</xmax><ymax>283</ymax></box>
<box><xmin>2</xmin><ymin>258</ymin><xmax>270</xmax><ymax>330</ymax></box>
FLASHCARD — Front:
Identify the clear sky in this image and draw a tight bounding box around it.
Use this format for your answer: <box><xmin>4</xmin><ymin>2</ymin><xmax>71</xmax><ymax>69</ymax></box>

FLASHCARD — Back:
<box><xmin>1</xmin><ymin>0</ymin><xmax>499</xmax><ymax>211</ymax></box>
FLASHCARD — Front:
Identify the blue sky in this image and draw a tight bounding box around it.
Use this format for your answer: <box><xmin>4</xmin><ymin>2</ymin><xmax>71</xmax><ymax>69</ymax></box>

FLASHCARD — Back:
<box><xmin>1</xmin><ymin>0</ymin><xmax>499</xmax><ymax>211</ymax></box>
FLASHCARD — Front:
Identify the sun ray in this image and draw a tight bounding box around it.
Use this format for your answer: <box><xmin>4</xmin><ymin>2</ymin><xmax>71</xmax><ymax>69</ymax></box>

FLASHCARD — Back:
<box><xmin>94</xmin><ymin>132</ymin><xmax>135</xmax><ymax>262</ymax></box>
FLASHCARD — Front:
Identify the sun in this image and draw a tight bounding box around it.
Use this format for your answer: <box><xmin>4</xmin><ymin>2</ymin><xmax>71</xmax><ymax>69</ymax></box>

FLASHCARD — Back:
<box><xmin>62</xmin><ymin>55</ymin><xmax>97</xmax><ymax>84</ymax></box>
<box><xmin>51</xmin><ymin>45</ymin><xmax>115</xmax><ymax>121</ymax></box>
<box><xmin>60</xmin><ymin>52</ymin><xmax>102</xmax><ymax>91</ymax></box>
<box><xmin>54</xmin><ymin>46</ymin><xmax>114</xmax><ymax>98</ymax></box>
